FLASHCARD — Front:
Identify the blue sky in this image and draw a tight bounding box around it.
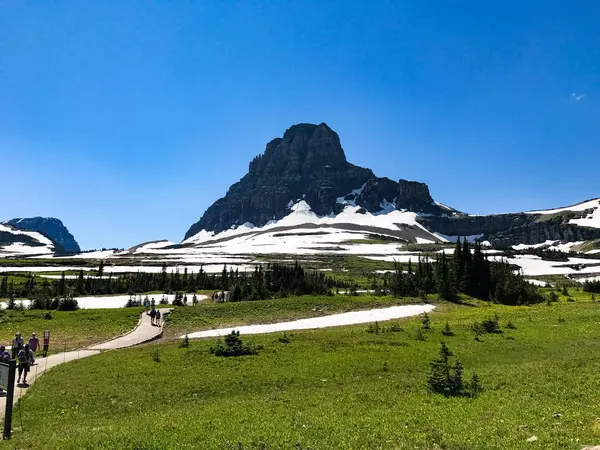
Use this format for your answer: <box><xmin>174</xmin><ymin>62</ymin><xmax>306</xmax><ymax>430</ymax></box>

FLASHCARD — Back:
<box><xmin>1</xmin><ymin>1</ymin><xmax>599</xmax><ymax>250</ymax></box>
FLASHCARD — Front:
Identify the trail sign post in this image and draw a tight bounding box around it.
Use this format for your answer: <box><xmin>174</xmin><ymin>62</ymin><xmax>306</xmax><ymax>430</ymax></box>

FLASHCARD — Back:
<box><xmin>43</xmin><ymin>330</ymin><xmax>50</xmax><ymax>357</ymax></box>
<box><xmin>0</xmin><ymin>359</ymin><xmax>16</xmax><ymax>439</ymax></box>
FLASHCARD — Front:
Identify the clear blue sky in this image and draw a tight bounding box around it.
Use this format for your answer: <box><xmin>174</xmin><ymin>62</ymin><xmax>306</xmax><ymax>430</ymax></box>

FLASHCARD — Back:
<box><xmin>1</xmin><ymin>1</ymin><xmax>599</xmax><ymax>250</ymax></box>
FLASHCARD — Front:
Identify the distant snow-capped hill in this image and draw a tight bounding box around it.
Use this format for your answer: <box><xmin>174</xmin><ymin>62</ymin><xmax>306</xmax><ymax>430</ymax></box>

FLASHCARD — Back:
<box><xmin>0</xmin><ymin>223</ymin><xmax>60</xmax><ymax>257</ymax></box>
<box><xmin>4</xmin><ymin>217</ymin><xmax>80</xmax><ymax>253</ymax></box>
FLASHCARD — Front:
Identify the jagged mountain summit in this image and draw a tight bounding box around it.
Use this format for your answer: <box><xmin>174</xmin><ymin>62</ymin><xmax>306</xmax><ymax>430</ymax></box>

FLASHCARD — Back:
<box><xmin>4</xmin><ymin>217</ymin><xmax>80</xmax><ymax>253</ymax></box>
<box><xmin>185</xmin><ymin>123</ymin><xmax>453</xmax><ymax>239</ymax></box>
<box><xmin>183</xmin><ymin>122</ymin><xmax>600</xmax><ymax>250</ymax></box>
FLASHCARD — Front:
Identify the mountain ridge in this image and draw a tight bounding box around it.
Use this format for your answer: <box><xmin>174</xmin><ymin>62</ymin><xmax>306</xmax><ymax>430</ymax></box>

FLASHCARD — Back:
<box><xmin>183</xmin><ymin>122</ymin><xmax>600</xmax><ymax>249</ymax></box>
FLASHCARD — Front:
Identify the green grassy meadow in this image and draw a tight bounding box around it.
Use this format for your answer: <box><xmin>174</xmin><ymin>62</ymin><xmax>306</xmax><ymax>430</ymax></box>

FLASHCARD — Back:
<box><xmin>4</xmin><ymin>290</ymin><xmax>600</xmax><ymax>449</ymax></box>
<box><xmin>0</xmin><ymin>308</ymin><xmax>142</xmax><ymax>351</ymax></box>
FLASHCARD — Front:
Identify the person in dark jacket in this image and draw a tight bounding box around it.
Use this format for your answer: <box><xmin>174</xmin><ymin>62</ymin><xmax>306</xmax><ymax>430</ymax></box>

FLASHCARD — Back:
<box><xmin>17</xmin><ymin>344</ymin><xmax>35</xmax><ymax>385</ymax></box>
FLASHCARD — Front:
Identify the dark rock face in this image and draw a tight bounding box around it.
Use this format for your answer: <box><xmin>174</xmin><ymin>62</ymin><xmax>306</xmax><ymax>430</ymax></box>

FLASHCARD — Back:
<box><xmin>354</xmin><ymin>178</ymin><xmax>399</xmax><ymax>212</ymax></box>
<box><xmin>417</xmin><ymin>209</ymin><xmax>600</xmax><ymax>248</ymax></box>
<box><xmin>6</xmin><ymin>217</ymin><xmax>80</xmax><ymax>253</ymax></box>
<box><xmin>417</xmin><ymin>213</ymin><xmax>534</xmax><ymax>237</ymax></box>
<box><xmin>395</xmin><ymin>179</ymin><xmax>451</xmax><ymax>215</ymax></box>
<box><xmin>397</xmin><ymin>180</ymin><xmax>432</xmax><ymax>209</ymax></box>
<box><xmin>185</xmin><ymin>123</ymin><xmax>378</xmax><ymax>238</ymax></box>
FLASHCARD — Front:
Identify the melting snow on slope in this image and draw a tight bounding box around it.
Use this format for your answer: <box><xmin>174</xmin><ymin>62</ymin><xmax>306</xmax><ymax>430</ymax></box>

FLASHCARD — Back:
<box><xmin>525</xmin><ymin>198</ymin><xmax>600</xmax><ymax>215</ymax></box>
<box><xmin>336</xmin><ymin>184</ymin><xmax>366</xmax><ymax>207</ymax></box>
<box><xmin>183</xmin><ymin>304</ymin><xmax>435</xmax><ymax>339</ymax></box>
<box><xmin>569</xmin><ymin>206</ymin><xmax>600</xmax><ymax>229</ymax></box>
<box><xmin>0</xmin><ymin>224</ymin><xmax>55</xmax><ymax>257</ymax></box>
<box><xmin>182</xmin><ymin>199</ymin><xmax>437</xmax><ymax>252</ymax></box>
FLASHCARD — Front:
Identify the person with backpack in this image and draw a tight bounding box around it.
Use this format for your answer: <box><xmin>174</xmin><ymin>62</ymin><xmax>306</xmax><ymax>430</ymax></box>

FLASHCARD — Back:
<box><xmin>0</xmin><ymin>345</ymin><xmax>10</xmax><ymax>361</ymax></box>
<box><xmin>155</xmin><ymin>310</ymin><xmax>162</xmax><ymax>327</ymax></box>
<box><xmin>17</xmin><ymin>343</ymin><xmax>35</xmax><ymax>385</ymax></box>
<box><xmin>11</xmin><ymin>332</ymin><xmax>24</xmax><ymax>359</ymax></box>
<box><xmin>149</xmin><ymin>307</ymin><xmax>157</xmax><ymax>325</ymax></box>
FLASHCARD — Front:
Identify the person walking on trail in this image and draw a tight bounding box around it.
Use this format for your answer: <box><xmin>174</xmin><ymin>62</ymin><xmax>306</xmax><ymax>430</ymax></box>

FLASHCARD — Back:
<box><xmin>11</xmin><ymin>332</ymin><xmax>24</xmax><ymax>359</ymax></box>
<box><xmin>0</xmin><ymin>345</ymin><xmax>10</xmax><ymax>361</ymax></box>
<box><xmin>144</xmin><ymin>296</ymin><xmax>150</xmax><ymax>313</ymax></box>
<box><xmin>149</xmin><ymin>307</ymin><xmax>157</xmax><ymax>325</ymax></box>
<box><xmin>17</xmin><ymin>343</ymin><xmax>34</xmax><ymax>385</ymax></box>
<box><xmin>28</xmin><ymin>333</ymin><xmax>40</xmax><ymax>354</ymax></box>
<box><xmin>155</xmin><ymin>310</ymin><xmax>162</xmax><ymax>327</ymax></box>
<box><xmin>0</xmin><ymin>345</ymin><xmax>9</xmax><ymax>395</ymax></box>
<box><xmin>151</xmin><ymin>298</ymin><xmax>156</xmax><ymax>307</ymax></box>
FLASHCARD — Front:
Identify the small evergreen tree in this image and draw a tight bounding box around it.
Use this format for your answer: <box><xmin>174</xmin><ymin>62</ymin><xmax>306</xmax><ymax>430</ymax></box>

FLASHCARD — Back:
<box><xmin>421</xmin><ymin>313</ymin><xmax>431</xmax><ymax>330</ymax></box>
<box><xmin>441</xmin><ymin>321</ymin><xmax>454</xmax><ymax>336</ymax></box>
<box><xmin>427</xmin><ymin>342</ymin><xmax>481</xmax><ymax>397</ymax></box>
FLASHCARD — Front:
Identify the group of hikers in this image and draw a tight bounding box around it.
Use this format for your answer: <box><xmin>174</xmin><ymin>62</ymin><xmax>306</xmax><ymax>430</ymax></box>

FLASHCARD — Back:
<box><xmin>0</xmin><ymin>331</ymin><xmax>39</xmax><ymax>386</ymax></box>
<box><xmin>143</xmin><ymin>297</ymin><xmax>162</xmax><ymax>326</ymax></box>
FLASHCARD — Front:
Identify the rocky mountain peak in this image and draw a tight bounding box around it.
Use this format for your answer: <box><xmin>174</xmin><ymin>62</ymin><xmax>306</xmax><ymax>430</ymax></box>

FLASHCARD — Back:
<box><xmin>185</xmin><ymin>123</ymin><xmax>376</xmax><ymax>238</ymax></box>
<box><xmin>248</xmin><ymin>122</ymin><xmax>348</xmax><ymax>179</ymax></box>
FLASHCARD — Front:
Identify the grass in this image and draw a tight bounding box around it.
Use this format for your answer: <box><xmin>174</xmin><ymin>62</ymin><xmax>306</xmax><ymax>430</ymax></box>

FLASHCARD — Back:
<box><xmin>0</xmin><ymin>308</ymin><xmax>142</xmax><ymax>351</ymax></box>
<box><xmin>6</xmin><ymin>290</ymin><xmax>600</xmax><ymax>448</ymax></box>
<box><xmin>163</xmin><ymin>294</ymin><xmax>427</xmax><ymax>339</ymax></box>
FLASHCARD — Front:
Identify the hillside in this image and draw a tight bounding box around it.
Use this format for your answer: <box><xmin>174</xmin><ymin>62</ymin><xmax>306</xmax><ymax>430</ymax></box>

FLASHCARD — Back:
<box><xmin>4</xmin><ymin>217</ymin><xmax>80</xmax><ymax>252</ymax></box>
<box><xmin>0</xmin><ymin>223</ymin><xmax>62</xmax><ymax>257</ymax></box>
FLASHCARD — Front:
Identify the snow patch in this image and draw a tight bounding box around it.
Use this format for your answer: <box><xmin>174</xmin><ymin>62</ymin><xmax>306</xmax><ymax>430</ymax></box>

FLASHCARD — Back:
<box><xmin>526</xmin><ymin>198</ymin><xmax>600</xmax><ymax>215</ymax></box>
<box><xmin>183</xmin><ymin>304</ymin><xmax>435</xmax><ymax>338</ymax></box>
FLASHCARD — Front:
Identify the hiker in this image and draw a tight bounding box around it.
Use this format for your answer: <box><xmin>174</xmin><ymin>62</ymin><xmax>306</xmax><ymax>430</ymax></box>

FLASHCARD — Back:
<box><xmin>0</xmin><ymin>345</ymin><xmax>10</xmax><ymax>361</ymax></box>
<box><xmin>192</xmin><ymin>294</ymin><xmax>198</xmax><ymax>305</ymax></box>
<box><xmin>29</xmin><ymin>333</ymin><xmax>40</xmax><ymax>354</ymax></box>
<box><xmin>0</xmin><ymin>345</ymin><xmax>9</xmax><ymax>395</ymax></box>
<box><xmin>11</xmin><ymin>332</ymin><xmax>24</xmax><ymax>359</ymax></box>
<box><xmin>155</xmin><ymin>310</ymin><xmax>162</xmax><ymax>327</ymax></box>
<box><xmin>17</xmin><ymin>343</ymin><xmax>34</xmax><ymax>385</ymax></box>
<box><xmin>151</xmin><ymin>298</ymin><xmax>155</xmax><ymax>307</ymax></box>
<box><xmin>149</xmin><ymin>307</ymin><xmax>157</xmax><ymax>325</ymax></box>
<box><xmin>144</xmin><ymin>297</ymin><xmax>150</xmax><ymax>312</ymax></box>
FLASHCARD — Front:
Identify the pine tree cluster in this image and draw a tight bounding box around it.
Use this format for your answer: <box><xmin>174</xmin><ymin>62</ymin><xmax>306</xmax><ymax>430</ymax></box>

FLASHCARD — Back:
<box><xmin>583</xmin><ymin>280</ymin><xmax>600</xmax><ymax>293</ymax></box>
<box><xmin>0</xmin><ymin>262</ymin><xmax>345</xmax><ymax>307</ymax></box>
<box><xmin>388</xmin><ymin>239</ymin><xmax>544</xmax><ymax>305</ymax></box>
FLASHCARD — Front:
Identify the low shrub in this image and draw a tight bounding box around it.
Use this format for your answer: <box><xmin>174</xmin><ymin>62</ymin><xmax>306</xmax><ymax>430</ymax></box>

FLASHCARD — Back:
<box><xmin>211</xmin><ymin>331</ymin><xmax>258</xmax><ymax>357</ymax></box>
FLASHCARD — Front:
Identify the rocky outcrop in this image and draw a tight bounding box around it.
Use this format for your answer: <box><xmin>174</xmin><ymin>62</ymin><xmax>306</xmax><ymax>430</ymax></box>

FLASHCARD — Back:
<box><xmin>354</xmin><ymin>178</ymin><xmax>398</xmax><ymax>212</ymax></box>
<box><xmin>185</xmin><ymin>123</ymin><xmax>379</xmax><ymax>238</ymax></box>
<box><xmin>5</xmin><ymin>217</ymin><xmax>80</xmax><ymax>253</ymax></box>
<box><xmin>417</xmin><ymin>213</ymin><xmax>534</xmax><ymax>237</ymax></box>
<box><xmin>397</xmin><ymin>180</ymin><xmax>432</xmax><ymax>209</ymax></box>
<box><xmin>487</xmin><ymin>215</ymin><xmax>600</xmax><ymax>248</ymax></box>
<box><xmin>417</xmin><ymin>209</ymin><xmax>600</xmax><ymax>248</ymax></box>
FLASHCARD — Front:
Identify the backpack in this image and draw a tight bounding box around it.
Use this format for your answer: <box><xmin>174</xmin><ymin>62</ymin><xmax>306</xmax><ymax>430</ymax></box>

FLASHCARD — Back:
<box><xmin>17</xmin><ymin>350</ymin><xmax>29</xmax><ymax>364</ymax></box>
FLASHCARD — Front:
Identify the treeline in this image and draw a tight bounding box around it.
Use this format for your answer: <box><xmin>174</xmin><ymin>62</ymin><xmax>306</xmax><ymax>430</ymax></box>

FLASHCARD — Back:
<box><xmin>583</xmin><ymin>280</ymin><xmax>600</xmax><ymax>293</ymax></box>
<box><xmin>227</xmin><ymin>263</ymin><xmax>337</xmax><ymax>301</ymax></box>
<box><xmin>0</xmin><ymin>263</ymin><xmax>345</xmax><ymax>305</ymax></box>
<box><xmin>386</xmin><ymin>240</ymin><xmax>544</xmax><ymax>305</ymax></box>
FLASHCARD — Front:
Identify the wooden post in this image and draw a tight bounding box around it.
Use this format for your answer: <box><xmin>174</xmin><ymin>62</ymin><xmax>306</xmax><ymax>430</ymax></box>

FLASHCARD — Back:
<box><xmin>1</xmin><ymin>359</ymin><xmax>16</xmax><ymax>440</ymax></box>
